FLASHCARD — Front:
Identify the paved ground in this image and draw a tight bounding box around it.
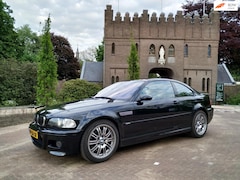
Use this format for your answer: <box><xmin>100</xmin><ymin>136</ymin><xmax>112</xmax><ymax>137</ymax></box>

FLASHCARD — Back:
<box><xmin>0</xmin><ymin>105</ymin><xmax>240</xmax><ymax>180</ymax></box>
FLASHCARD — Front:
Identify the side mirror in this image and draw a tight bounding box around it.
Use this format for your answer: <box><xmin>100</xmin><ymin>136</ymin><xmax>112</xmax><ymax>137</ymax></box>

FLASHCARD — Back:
<box><xmin>137</xmin><ymin>95</ymin><xmax>152</xmax><ymax>105</ymax></box>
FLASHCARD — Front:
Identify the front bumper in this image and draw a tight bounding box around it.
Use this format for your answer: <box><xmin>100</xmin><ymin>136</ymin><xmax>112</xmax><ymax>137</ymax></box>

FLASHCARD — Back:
<box><xmin>29</xmin><ymin>122</ymin><xmax>82</xmax><ymax>156</ymax></box>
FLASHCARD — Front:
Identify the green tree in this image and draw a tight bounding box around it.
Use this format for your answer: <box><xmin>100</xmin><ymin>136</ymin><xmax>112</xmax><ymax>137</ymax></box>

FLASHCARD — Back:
<box><xmin>127</xmin><ymin>41</ymin><xmax>140</xmax><ymax>80</ymax></box>
<box><xmin>50</xmin><ymin>33</ymin><xmax>80</xmax><ymax>80</ymax></box>
<box><xmin>95</xmin><ymin>41</ymin><xmax>104</xmax><ymax>62</ymax></box>
<box><xmin>0</xmin><ymin>0</ymin><xmax>22</xmax><ymax>59</ymax></box>
<box><xmin>36</xmin><ymin>15</ymin><xmax>58</xmax><ymax>106</ymax></box>
<box><xmin>16</xmin><ymin>24</ymin><xmax>41</xmax><ymax>62</ymax></box>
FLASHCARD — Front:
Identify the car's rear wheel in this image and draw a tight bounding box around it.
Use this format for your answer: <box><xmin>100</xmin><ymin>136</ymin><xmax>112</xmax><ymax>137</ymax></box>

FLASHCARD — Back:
<box><xmin>80</xmin><ymin>120</ymin><xmax>119</xmax><ymax>163</ymax></box>
<box><xmin>191</xmin><ymin>110</ymin><xmax>208</xmax><ymax>138</ymax></box>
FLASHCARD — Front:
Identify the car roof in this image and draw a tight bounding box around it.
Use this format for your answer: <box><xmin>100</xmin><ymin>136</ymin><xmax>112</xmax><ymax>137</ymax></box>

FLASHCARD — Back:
<box><xmin>117</xmin><ymin>78</ymin><xmax>197</xmax><ymax>92</ymax></box>
<box><xmin>120</xmin><ymin>78</ymin><xmax>179</xmax><ymax>83</ymax></box>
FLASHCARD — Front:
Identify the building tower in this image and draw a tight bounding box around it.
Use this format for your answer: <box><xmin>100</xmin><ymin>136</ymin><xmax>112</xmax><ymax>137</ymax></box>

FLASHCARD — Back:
<box><xmin>75</xmin><ymin>47</ymin><xmax>80</xmax><ymax>61</ymax></box>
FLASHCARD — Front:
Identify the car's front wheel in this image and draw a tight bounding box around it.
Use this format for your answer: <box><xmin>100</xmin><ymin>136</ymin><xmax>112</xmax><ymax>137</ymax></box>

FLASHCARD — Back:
<box><xmin>191</xmin><ymin>110</ymin><xmax>208</xmax><ymax>138</ymax></box>
<box><xmin>80</xmin><ymin>120</ymin><xmax>119</xmax><ymax>163</ymax></box>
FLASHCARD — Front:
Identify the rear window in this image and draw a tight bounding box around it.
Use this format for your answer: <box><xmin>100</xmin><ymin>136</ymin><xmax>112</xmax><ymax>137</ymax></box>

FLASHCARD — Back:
<box><xmin>172</xmin><ymin>82</ymin><xmax>194</xmax><ymax>97</ymax></box>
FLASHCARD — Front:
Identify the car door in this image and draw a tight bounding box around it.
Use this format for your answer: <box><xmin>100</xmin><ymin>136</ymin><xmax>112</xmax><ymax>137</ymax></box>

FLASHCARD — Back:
<box><xmin>120</xmin><ymin>80</ymin><xmax>178</xmax><ymax>140</ymax></box>
<box><xmin>170</xmin><ymin>81</ymin><xmax>198</xmax><ymax>128</ymax></box>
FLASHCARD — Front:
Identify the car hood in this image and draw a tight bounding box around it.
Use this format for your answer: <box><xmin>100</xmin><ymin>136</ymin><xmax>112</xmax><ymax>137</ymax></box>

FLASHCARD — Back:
<box><xmin>39</xmin><ymin>98</ymin><xmax>126</xmax><ymax>118</ymax></box>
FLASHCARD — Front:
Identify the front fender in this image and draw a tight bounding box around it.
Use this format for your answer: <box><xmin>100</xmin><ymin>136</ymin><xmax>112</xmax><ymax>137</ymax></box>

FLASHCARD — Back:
<box><xmin>78</xmin><ymin>109</ymin><xmax>120</xmax><ymax>131</ymax></box>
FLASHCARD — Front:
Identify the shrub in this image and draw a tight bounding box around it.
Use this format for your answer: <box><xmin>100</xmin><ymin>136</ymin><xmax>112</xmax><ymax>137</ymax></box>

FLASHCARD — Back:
<box><xmin>0</xmin><ymin>59</ymin><xmax>37</xmax><ymax>106</ymax></box>
<box><xmin>226</xmin><ymin>93</ymin><xmax>240</xmax><ymax>105</ymax></box>
<box><xmin>2</xmin><ymin>100</ymin><xmax>18</xmax><ymax>107</ymax></box>
<box><xmin>57</xmin><ymin>79</ymin><xmax>102</xmax><ymax>103</ymax></box>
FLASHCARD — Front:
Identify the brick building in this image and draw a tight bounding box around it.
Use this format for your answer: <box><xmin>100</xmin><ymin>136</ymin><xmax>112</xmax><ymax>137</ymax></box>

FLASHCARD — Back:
<box><xmin>103</xmin><ymin>5</ymin><xmax>220</xmax><ymax>100</ymax></box>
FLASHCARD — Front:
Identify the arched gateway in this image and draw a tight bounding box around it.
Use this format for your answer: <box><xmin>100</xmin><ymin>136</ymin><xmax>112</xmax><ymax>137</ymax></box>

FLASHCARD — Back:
<box><xmin>149</xmin><ymin>68</ymin><xmax>173</xmax><ymax>79</ymax></box>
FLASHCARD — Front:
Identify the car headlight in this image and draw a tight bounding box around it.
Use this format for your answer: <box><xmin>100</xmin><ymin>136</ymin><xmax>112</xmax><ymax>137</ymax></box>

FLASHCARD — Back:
<box><xmin>48</xmin><ymin>118</ymin><xmax>77</xmax><ymax>129</ymax></box>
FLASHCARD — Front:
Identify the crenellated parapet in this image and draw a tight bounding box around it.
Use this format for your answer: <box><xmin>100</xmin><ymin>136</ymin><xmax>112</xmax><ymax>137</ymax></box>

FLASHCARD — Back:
<box><xmin>104</xmin><ymin>5</ymin><xmax>220</xmax><ymax>40</ymax></box>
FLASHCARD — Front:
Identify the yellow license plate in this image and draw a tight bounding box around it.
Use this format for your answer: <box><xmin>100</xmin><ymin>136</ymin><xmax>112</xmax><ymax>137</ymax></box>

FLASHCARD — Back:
<box><xmin>29</xmin><ymin>128</ymin><xmax>38</xmax><ymax>139</ymax></box>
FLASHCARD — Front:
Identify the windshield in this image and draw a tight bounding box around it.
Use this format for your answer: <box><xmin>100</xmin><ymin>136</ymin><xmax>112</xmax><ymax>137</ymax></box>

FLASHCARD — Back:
<box><xmin>94</xmin><ymin>81</ymin><xmax>144</xmax><ymax>100</ymax></box>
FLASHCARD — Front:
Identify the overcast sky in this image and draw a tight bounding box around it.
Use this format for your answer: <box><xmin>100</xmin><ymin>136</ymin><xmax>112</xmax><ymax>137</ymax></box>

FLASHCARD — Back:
<box><xmin>5</xmin><ymin>0</ymin><xmax>201</xmax><ymax>53</ymax></box>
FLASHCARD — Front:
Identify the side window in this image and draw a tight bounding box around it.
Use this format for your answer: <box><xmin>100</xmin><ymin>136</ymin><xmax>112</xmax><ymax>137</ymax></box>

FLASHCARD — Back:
<box><xmin>140</xmin><ymin>81</ymin><xmax>175</xmax><ymax>100</ymax></box>
<box><xmin>173</xmin><ymin>82</ymin><xmax>194</xmax><ymax>97</ymax></box>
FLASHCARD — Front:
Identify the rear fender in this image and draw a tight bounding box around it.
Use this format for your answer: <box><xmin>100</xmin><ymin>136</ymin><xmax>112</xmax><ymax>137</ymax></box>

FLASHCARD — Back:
<box><xmin>193</xmin><ymin>103</ymin><xmax>208</xmax><ymax>118</ymax></box>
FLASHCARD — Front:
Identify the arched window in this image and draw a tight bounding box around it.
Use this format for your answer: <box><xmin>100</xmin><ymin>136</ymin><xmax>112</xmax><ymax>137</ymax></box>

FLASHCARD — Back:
<box><xmin>202</xmin><ymin>78</ymin><xmax>206</xmax><ymax>91</ymax></box>
<box><xmin>208</xmin><ymin>45</ymin><xmax>211</xmax><ymax>57</ymax></box>
<box><xmin>184</xmin><ymin>44</ymin><xmax>188</xmax><ymax>57</ymax></box>
<box><xmin>111</xmin><ymin>76</ymin><xmax>115</xmax><ymax>84</ymax></box>
<box><xmin>188</xmin><ymin>77</ymin><xmax>192</xmax><ymax>86</ymax></box>
<box><xmin>168</xmin><ymin>44</ymin><xmax>175</xmax><ymax>57</ymax></box>
<box><xmin>207</xmin><ymin>78</ymin><xmax>210</xmax><ymax>92</ymax></box>
<box><xmin>116</xmin><ymin>76</ymin><xmax>119</xmax><ymax>82</ymax></box>
<box><xmin>135</xmin><ymin>43</ymin><xmax>138</xmax><ymax>52</ymax></box>
<box><xmin>111</xmin><ymin>43</ymin><xmax>115</xmax><ymax>54</ymax></box>
<box><xmin>149</xmin><ymin>44</ymin><xmax>155</xmax><ymax>55</ymax></box>
<box><xmin>183</xmin><ymin>77</ymin><xmax>187</xmax><ymax>84</ymax></box>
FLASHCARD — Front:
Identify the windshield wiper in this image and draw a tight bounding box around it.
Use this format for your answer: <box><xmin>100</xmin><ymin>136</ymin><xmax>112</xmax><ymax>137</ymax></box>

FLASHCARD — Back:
<box><xmin>94</xmin><ymin>96</ymin><xmax>114</xmax><ymax>102</ymax></box>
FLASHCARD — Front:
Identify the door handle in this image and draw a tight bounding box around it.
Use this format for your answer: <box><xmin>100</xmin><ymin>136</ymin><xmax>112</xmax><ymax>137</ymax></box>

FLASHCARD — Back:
<box><xmin>173</xmin><ymin>101</ymin><xmax>178</xmax><ymax>104</ymax></box>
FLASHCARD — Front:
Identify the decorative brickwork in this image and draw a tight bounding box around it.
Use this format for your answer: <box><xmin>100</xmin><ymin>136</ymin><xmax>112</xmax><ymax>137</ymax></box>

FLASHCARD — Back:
<box><xmin>104</xmin><ymin>5</ymin><xmax>220</xmax><ymax>100</ymax></box>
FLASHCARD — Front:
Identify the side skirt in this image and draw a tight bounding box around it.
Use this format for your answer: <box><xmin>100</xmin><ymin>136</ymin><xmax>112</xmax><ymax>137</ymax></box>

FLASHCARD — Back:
<box><xmin>119</xmin><ymin>127</ymin><xmax>191</xmax><ymax>147</ymax></box>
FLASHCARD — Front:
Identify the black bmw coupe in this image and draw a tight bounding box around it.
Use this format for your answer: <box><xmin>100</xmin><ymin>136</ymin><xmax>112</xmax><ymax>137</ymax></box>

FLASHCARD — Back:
<box><xmin>29</xmin><ymin>78</ymin><xmax>213</xmax><ymax>163</ymax></box>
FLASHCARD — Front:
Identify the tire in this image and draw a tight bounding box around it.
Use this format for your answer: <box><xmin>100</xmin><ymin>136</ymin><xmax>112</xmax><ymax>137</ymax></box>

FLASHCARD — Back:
<box><xmin>80</xmin><ymin>120</ymin><xmax>119</xmax><ymax>163</ymax></box>
<box><xmin>191</xmin><ymin>110</ymin><xmax>208</xmax><ymax>138</ymax></box>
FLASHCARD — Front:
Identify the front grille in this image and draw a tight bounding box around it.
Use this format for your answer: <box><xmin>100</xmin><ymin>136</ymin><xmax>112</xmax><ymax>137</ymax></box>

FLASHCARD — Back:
<box><xmin>35</xmin><ymin>114</ymin><xmax>46</xmax><ymax>126</ymax></box>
